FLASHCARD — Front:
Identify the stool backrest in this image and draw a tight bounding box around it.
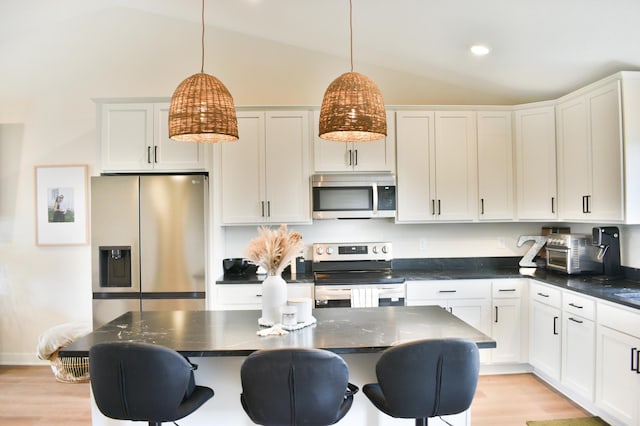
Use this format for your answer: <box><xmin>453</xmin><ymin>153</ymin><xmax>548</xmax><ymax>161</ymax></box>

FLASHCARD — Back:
<box><xmin>89</xmin><ymin>342</ymin><xmax>195</xmax><ymax>422</ymax></box>
<box><xmin>240</xmin><ymin>348</ymin><xmax>354</xmax><ymax>426</ymax></box>
<box><xmin>375</xmin><ymin>338</ymin><xmax>479</xmax><ymax>419</ymax></box>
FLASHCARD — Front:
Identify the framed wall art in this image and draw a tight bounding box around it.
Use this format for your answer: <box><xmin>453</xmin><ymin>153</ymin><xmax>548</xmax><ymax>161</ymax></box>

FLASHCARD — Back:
<box><xmin>34</xmin><ymin>164</ymin><xmax>89</xmax><ymax>246</ymax></box>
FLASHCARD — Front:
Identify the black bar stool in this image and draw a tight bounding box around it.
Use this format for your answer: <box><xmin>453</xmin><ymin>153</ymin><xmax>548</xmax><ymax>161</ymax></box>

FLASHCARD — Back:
<box><xmin>240</xmin><ymin>348</ymin><xmax>359</xmax><ymax>426</ymax></box>
<box><xmin>363</xmin><ymin>338</ymin><xmax>480</xmax><ymax>426</ymax></box>
<box><xmin>89</xmin><ymin>342</ymin><xmax>214</xmax><ymax>426</ymax></box>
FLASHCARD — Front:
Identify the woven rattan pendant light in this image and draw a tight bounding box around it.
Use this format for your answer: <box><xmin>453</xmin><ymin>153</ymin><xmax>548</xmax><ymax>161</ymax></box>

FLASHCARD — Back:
<box><xmin>169</xmin><ymin>0</ymin><xmax>238</xmax><ymax>143</ymax></box>
<box><xmin>318</xmin><ymin>0</ymin><xmax>386</xmax><ymax>142</ymax></box>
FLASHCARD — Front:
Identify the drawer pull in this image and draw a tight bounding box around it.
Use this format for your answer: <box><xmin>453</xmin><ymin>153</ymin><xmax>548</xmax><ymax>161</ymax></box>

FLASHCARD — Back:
<box><xmin>256</xmin><ymin>294</ymin><xmax>262</xmax><ymax>297</ymax></box>
<box><xmin>439</xmin><ymin>290</ymin><xmax>457</xmax><ymax>293</ymax></box>
<box><xmin>494</xmin><ymin>306</ymin><xmax>499</xmax><ymax>323</ymax></box>
<box><xmin>568</xmin><ymin>317</ymin><xmax>583</xmax><ymax>324</ymax></box>
<box><xmin>553</xmin><ymin>316</ymin><xmax>559</xmax><ymax>335</ymax></box>
<box><xmin>568</xmin><ymin>302</ymin><xmax>583</xmax><ymax>309</ymax></box>
<box><xmin>631</xmin><ymin>348</ymin><xmax>638</xmax><ymax>372</ymax></box>
<box><xmin>499</xmin><ymin>289</ymin><xmax>516</xmax><ymax>292</ymax></box>
<box><xmin>537</xmin><ymin>292</ymin><xmax>550</xmax><ymax>298</ymax></box>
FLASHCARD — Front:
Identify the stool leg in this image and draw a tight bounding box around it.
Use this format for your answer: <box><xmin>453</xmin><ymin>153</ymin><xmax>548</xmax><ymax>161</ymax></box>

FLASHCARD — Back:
<box><xmin>147</xmin><ymin>422</ymin><xmax>161</xmax><ymax>426</ymax></box>
<box><xmin>415</xmin><ymin>418</ymin><xmax>427</xmax><ymax>426</ymax></box>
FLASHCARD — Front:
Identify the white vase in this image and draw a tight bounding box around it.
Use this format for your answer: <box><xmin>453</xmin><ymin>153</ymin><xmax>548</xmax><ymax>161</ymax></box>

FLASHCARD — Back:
<box><xmin>261</xmin><ymin>274</ymin><xmax>287</xmax><ymax>325</ymax></box>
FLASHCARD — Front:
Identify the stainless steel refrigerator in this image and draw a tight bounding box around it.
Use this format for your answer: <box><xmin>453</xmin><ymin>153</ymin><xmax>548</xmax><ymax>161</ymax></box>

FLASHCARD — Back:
<box><xmin>91</xmin><ymin>174</ymin><xmax>207</xmax><ymax>328</ymax></box>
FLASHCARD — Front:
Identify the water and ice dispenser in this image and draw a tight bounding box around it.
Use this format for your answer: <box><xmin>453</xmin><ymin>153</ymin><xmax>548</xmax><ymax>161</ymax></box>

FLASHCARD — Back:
<box><xmin>98</xmin><ymin>246</ymin><xmax>132</xmax><ymax>287</ymax></box>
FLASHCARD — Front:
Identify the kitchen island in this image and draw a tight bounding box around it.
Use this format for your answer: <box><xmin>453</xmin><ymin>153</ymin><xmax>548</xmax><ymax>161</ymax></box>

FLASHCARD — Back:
<box><xmin>62</xmin><ymin>306</ymin><xmax>495</xmax><ymax>425</ymax></box>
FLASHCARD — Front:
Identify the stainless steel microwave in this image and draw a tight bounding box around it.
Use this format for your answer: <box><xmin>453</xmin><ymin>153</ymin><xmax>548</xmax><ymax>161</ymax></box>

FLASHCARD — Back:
<box><xmin>311</xmin><ymin>173</ymin><xmax>396</xmax><ymax>219</ymax></box>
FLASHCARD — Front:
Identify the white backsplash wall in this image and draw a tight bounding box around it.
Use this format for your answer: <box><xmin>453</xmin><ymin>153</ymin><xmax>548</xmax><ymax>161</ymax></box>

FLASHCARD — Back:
<box><xmin>225</xmin><ymin>222</ymin><xmax>545</xmax><ymax>261</ymax></box>
<box><xmin>224</xmin><ymin>222</ymin><xmax>640</xmax><ymax>269</ymax></box>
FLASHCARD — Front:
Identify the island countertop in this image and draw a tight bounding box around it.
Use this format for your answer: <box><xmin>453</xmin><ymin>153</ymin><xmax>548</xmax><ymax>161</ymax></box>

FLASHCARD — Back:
<box><xmin>60</xmin><ymin>306</ymin><xmax>496</xmax><ymax>357</ymax></box>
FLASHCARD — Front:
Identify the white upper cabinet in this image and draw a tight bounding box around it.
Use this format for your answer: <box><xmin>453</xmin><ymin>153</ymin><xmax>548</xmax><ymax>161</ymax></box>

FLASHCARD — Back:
<box><xmin>312</xmin><ymin>111</ymin><xmax>395</xmax><ymax>173</ymax></box>
<box><xmin>514</xmin><ymin>105</ymin><xmax>558</xmax><ymax>220</ymax></box>
<box><xmin>99</xmin><ymin>102</ymin><xmax>205</xmax><ymax>172</ymax></box>
<box><xmin>220</xmin><ymin>110</ymin><xmax>311</xmax><ymax>225</ymax></box>
<box><xmin>477</xmin><ymin>111</ymin><xmax>514</xmax><ymax>220</ymax></box>
<box><xmin>396</xmin><ymin>111</ymin><xmax>478</xmax><ymax>222</ymax></box>
<box><xmin>556</xmin><ymin>80</ymin><xmax>624</xmax><ymax>221</ymax></box>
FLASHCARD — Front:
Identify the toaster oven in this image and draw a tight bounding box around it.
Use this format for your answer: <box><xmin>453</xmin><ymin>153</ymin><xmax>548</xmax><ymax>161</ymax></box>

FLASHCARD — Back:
<box><xmin>545</xmin><ymin>233</ymin><xmax>602</xmax><ymax>274</ymax></box>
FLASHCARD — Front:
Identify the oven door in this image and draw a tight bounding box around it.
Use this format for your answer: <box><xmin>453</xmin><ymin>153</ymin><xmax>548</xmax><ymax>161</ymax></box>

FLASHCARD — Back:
<box><xmin>546</xmin><ymin>247</ymin><xmax>570</xmax><ymax>273</ymax></box>
<box><xmin>315</xmin><ymin>285</ymin><xmax>406</xmax><ymax>308</ymax></box>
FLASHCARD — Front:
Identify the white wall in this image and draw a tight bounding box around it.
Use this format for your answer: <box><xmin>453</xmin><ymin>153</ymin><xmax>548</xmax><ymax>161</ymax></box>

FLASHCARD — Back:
<box><xmin>1</xmin><ymin>4</ymin><xmax>639</xmax><ymax>365</ymax></box>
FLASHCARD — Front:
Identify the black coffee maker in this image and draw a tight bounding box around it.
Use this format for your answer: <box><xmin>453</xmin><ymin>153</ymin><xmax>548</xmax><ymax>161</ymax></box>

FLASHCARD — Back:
<box><xmin>592</xmin><ymin>226</ymin><xmax>623</xmax><ymax>280</ymax></box>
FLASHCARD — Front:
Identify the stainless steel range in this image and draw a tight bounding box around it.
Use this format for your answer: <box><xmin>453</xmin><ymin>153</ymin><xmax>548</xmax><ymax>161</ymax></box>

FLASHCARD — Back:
<box><xmin>312</xmin><ymin>242</ymin><xmax>406</xmax><ymax>308</ymax></box>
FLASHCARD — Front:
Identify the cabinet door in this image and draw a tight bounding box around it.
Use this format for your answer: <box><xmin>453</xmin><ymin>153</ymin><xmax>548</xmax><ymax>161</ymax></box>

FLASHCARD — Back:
<box><xmin>312</xmin><ymin>110</ymin><xmax>351</xmax><ymax>172</ymax></box>
<box><xmin>220</xmin><ymin>112</ymin><xmax>266</xmax><ymax>224</ymax></box>
<box><xmin>587</xmin><ymin>81</ymin><xmax>624</xmax><ymax>221</ymax></box>
<box><xmin>530</xmin><ymin>301</ymin><xmax>561</xmax><ymax>381</ymax></box>
<box><xmin>153</xmin><ymin>103</ymin><xmax>205</xmax><ymax>171</ymax></box>
<box><xmin>514</xmin><ymin>106</ymin><xmax>557</xmax><ymax>220</ymax></box>
<box><xmin>562</xmin><ymin>315</ymin><xmax>595</xmax><ymax>401</ymax></box>
<box><xmin>351</xmin><ymin>111</ymin><xmax>396</xmax><ymax>172</ymax></box>
<box><xmin>434</xmin><ymin>112</ymin><xmax>478</xmax><ymax>221</ymax></box>
<box><xmin>556</xmin><ymin>96</ymin><xmax>590</xmax><ymax>220</ymax></box>
<box><xmin>477</xmin><ymin>111</ymin><xmax>514</xmax><ymax>220</ymax></box>
<box><xmin>596</xmin><ymin>325</ymin><xmax>640</xmax><ymax>425</ymax></box>
<box><xmin>264</xmin><ymin>111</ymin><xmax>311</xmax><ymax>224</ymax></box>
<box><xmin>491</xmin><ymin>298</ymin><xmax>522</xmax><ymax>363</ymax></box>
<box><xmin>449</xmin><ymin>298</ymin><xmax>492</xmax><ymax>336</ymax></box>
<box><xmin>100</xmin><ymin>103</ymin><xmax>154</xmax><ymax>171</ymax></box>
<box><xmin>312</xmin><ymin>111</ymin><xmax>395</xmax><ymax>173</ymax></box>
<box><xmin>395</xmin><ymin>111</ymin><xmax>434</xmax><ymax>222</ymax></box>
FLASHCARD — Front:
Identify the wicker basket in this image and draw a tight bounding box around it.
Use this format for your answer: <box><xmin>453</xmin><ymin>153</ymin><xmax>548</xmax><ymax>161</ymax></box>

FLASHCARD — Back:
<box><xmin>49</xmin><ymin>350</ymin><xmax>90</xmax><ymax>383</ymax></box>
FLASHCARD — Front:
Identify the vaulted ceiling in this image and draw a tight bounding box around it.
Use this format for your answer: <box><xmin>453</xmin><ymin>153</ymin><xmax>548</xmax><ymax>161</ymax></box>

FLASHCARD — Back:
<box><xmin>3</xmin><ymin>0</ymin><xmax>640</xmax><ymax>104</ymax></box>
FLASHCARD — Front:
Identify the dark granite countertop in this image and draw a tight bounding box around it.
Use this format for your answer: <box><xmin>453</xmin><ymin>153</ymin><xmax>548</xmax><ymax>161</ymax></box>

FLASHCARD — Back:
<box><xmin>216</xmin><ymin>257</ymin><xmax>640</xmax><ymax>310</ymax></box>
<box><xmin>60</xmin><ymin>306</ymin><xmax>496</xmax><ymax>357</ymax></box>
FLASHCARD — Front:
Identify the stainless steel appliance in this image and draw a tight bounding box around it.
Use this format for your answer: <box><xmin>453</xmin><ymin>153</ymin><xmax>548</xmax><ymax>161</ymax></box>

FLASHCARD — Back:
<box><xmin>312</xmin><ymin>242</ymin><xmax>405</xmax><ymax>308</ymax></box>
<box><xmin>311</xmin><ymin>173</ymin><xmax>396</xmax><ymax>219</ymax></box>
<box><xmin>91</xmin><ymin>174</ymin><xmax>207</xmax><ymax>328</ymax></box>
<box><xmin>546</xmin><ymin>233</ymin><xmax>602</xmax><ymax>274</ymax></box>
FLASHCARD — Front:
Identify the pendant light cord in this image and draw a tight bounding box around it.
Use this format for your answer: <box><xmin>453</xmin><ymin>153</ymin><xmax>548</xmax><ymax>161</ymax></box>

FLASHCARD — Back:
<box><xmin>200</xmin><ymin>0</ymin><xmax>205</xmax><ymax>74</ymax></box>
<box><xmin>349</xmin><ymin>0</ymin><xmax>353</xmax><ymax>72</ymax></box>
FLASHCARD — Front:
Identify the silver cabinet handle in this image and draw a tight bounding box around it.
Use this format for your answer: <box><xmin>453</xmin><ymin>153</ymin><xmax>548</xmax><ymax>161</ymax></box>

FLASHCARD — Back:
<box><xmin>147</xmin><ymin>146</ymin><xmax>152</xmax><ymax>164</ymax></box>
<box><xmin>354</xmin><ymin>149</ymin><xmax>358</xmax><ymax>166</ymax></box>
<box><xmin>348</xmin><ymin>149</ymin><xmax>353</xmax><ymax>166</ymax></box>
<box><xmin>154</xmin><ymin>146</ymin><xmax>158</xmax><ymax>163</ymax></box>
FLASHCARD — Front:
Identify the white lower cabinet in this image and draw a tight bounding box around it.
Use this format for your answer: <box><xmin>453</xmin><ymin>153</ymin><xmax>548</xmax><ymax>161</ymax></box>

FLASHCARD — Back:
<box><xmin>406</xmin><ymin>280</ymin><xmax>492</xmax><ymax>363</ymax></box>
<box><xmin>595</xmin><ymin>301</ymin><xmax>640</xmax><ymax>426</ymax></box>
<box><xmin>406</xmin><ymin>280</ymin><xmax>492</xmax><ymax>334</ymax></box>
<box><xmin>561</xmin><ymin>290</ymin><xmax>596</xmax><ymax>402</ymax></box>
<box><xmin>214</xmin><ymin>283</ymin><xmax>313</xmax><ymax>311</ymax></box>
<box><xmin>529</xmin><ymin>281</ymin><xmax>562</xmax><ymax>381</ymax></box>
<box><xmin>490</xmin><ymin>279</ymin><xmax>526</xmax><ymax>364</ymax></box>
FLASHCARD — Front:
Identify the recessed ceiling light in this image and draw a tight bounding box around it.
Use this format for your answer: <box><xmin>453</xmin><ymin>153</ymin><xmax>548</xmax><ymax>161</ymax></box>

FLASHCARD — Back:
<box><xmin>470</xmin><ymin>45</ymin><xmax>491</xmax><ymax>56</ymax></box>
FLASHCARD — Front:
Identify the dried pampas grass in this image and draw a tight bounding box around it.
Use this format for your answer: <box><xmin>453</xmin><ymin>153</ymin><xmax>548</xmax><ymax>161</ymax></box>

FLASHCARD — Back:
<box><xmin>245</xmin><ymin>224</ymin><xmax>304</xmax><ymax>276</ymax></box>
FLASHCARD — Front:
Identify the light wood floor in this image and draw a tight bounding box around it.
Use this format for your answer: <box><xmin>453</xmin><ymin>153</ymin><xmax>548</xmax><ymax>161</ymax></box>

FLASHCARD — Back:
<box><xmin>0</xmin><ymin>366</ymin><xmax>590</xmax><ymax>425</ymax></box>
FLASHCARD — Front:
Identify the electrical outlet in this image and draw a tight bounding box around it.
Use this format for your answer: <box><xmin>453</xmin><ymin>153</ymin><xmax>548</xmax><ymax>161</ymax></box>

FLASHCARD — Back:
<box><xmin>419</xmin><ymin>238</ymin><xmax>427</xmax><ymax>251</ymax></box>
<box><xmin>497</xmin><ymin>238</ymin><xmax>506</xmax><ymax>249</ymax></box>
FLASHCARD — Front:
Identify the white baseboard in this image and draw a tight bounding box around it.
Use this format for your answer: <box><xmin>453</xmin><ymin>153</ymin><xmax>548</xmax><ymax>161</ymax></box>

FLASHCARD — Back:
<box><xmin>0</xmin><ymin>353</ymin><xmax>50</xmax><ymax>366</ymax></box>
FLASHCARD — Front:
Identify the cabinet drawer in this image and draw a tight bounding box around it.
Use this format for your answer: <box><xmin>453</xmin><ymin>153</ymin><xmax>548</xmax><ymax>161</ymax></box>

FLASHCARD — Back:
<box><xmin>563</xmin><ymin>290</ymin><xmax>595</xmax><ymax>320</ymax></box>
<box><xmin>530</xmin><ymin>281</ymin><xmax>561</xmax><ymax>308</ymax></box>
<box><xmin>216</xmin><ymin>284</ymin><xmax>263</xmax><ymax>305</ymax></box>
<box><xmin>216</xmin><ymin>283</ymin><xmax>314</xmax><ymax>306</ymax></box>
<box><xmin>598</xmin><ymin>301</ymin><xmax>640</xmax><ymax>338</ymax></box>
<box><xmin>407</xmin><ymin>280</ymin><xmax>491</xmax><ymax>300</ymax></box>
<box><xmin>492</xmin><ymin>279</ymin><xmax>523</xmax><ymax>298</ymax></box>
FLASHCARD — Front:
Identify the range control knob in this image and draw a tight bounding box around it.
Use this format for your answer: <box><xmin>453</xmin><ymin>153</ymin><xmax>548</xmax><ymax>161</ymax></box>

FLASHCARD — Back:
<box><xmin>315</xmin><ymin>247</ymin><xmax>324</xmax><ymax>255</ymax></box>
<box><xmin>326</xmin><ymin>247</ymin><xmax>334</xmax><ymax>255</ymax></box>
<box><xmin>372</xmin><ymin>246</ymin><xmax>379</xmax><ymax>254</ymax></box>
<box><xmin>381</xmin><ymin>245</ymin><xmax>389</xmax><ymax>254</ymax></box>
